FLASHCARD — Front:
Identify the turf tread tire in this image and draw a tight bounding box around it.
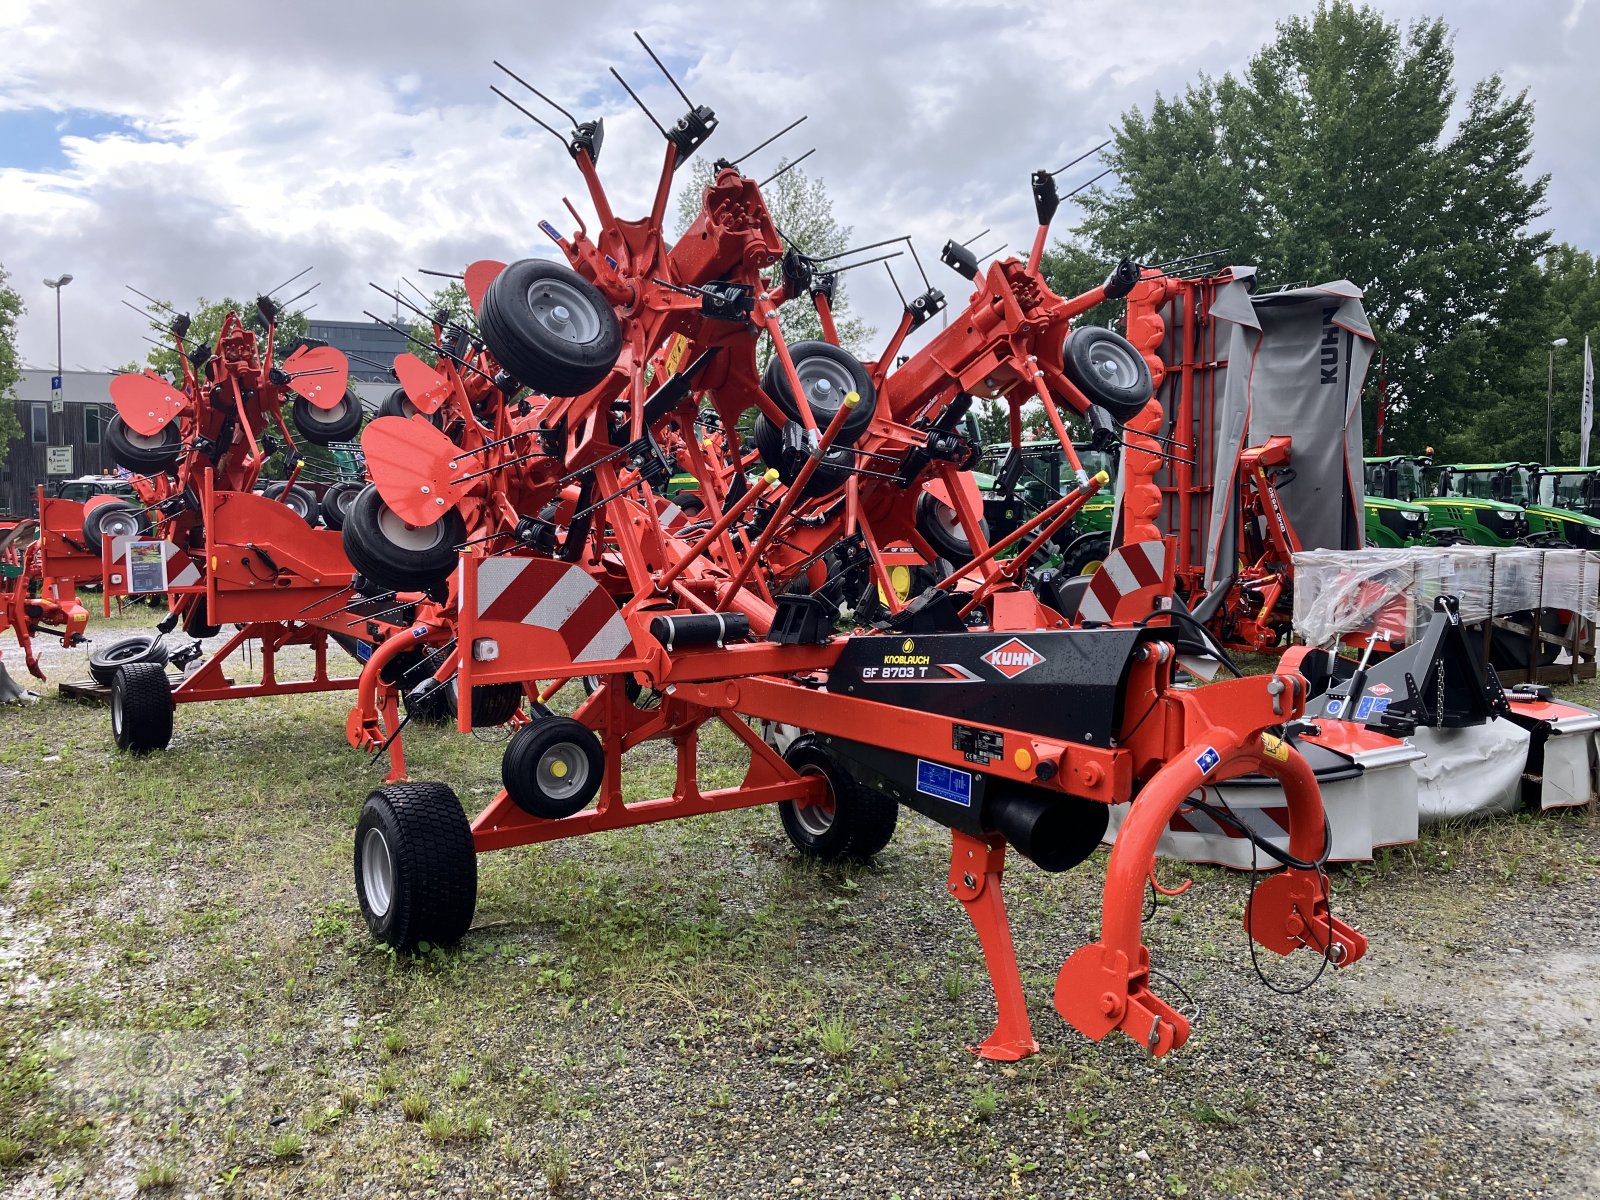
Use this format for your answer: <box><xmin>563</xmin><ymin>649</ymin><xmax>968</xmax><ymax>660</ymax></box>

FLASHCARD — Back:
<box><xmin>354</xmin><ymin>782</ymin><xmax>477</xmax><ymax>951</ymax></box>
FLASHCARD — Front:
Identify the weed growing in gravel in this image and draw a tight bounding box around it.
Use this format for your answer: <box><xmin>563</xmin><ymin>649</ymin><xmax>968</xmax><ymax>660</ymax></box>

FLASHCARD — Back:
<box><xmin>401</xmin><ymin>1092</ymin><xmax>429</xmax><ymax>1122</ymax></box>
<box><xmin>447</xmin><ymin>1066</ymin><xmax>471</xmax><ymax>1091</ymax></box>
<box><xmin>134</xmin><ymin>1160</ymin><xmax>180</xmax><ymax>1189</ymax></box>
<box><xmin>972</xmin><ymin>1082</ymin><xmax>999</xmax><ymax>1121</ymax></box>
<box><xmin>268</xmin><ymin>1131</ymin><xmax>304</xmax><ymax>1158</ymax></box>
<box><xmin>380</xmin><ymin>1031</ymin><xmax>406</xmax><ymax>1058</ymax></box>
<box><xmin>543</xmin><ymin>1143</ymin><xmax>573</xmax><ymax>1191</ymax></box>
<box><xmin>816</xmin><ymin>1014</ymin><xmax>854</xmax><ymax>1059</ymax></box>
<box><xmin>421</xmin><ymin>1112</ymin><xmax>457</xmax><ymax>1142</ymax></box>
<box><xmin>943</xmin><ymin>971</ymin><xmax>966</xmax><ymax>1001</ymax></box>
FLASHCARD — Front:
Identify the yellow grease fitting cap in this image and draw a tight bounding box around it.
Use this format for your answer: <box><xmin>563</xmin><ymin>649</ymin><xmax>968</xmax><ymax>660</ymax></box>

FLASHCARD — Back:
<box><xmin>843</xmin><ymin>391</ymin><xmax>861</xmax><ymax>407</ymax></box>
<box><xmin>1094</xmin><ymin>470</ymin><xmax>1111</xmax><ymax>486</ymax></box>
<box><xmin>763</xmin><ymin>469</ymin><xmax>781</xmax><ymax>484</ymax></box>
<box><xmin>1013</xmin><ymin>747</ymin><xmax>1033</xmax><ymax>771</ymax></box>
<box><xmin>549</xmin><ymin>759</ymin><xmax>569</xmax><ymax>778</ymax></box>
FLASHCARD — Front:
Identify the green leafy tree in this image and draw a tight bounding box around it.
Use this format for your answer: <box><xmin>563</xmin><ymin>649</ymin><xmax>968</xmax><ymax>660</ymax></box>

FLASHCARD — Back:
<box><xmin>1068</xmin><ymin>2</ymin><xmax>1549</xmax><ymax>453</ymax></box>
<box><xmin>128</xmin><ymin>297</ymin><xmax>309</xmax><ymax>382</ymax></box>
<box><xmin>0</xmin><ymin>266</ymin><xmax>23</xmax><ymax>449</ymax></box>
<box><xmin>406</xmin><ymin>278</ymin><xmax>476</xmax><ymax>369</ymax></box>
<box><xmin>674</xmin><ymin>157</ymin><xmax>873</xmax><ymax>370</ymax></box>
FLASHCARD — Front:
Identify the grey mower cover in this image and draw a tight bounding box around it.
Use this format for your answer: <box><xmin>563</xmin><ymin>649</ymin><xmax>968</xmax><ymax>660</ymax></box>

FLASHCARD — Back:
<box><xmin>1143</xmin><ymin>269</ymin><xmax>1375</xmax><ymax>622</ymax></box>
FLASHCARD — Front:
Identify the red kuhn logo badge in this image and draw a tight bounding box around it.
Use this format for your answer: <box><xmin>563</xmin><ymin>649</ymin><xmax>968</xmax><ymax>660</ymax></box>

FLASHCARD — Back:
<box><xmin>980</xmin><ymin>637</ymin><xmax>1044</xmax><ymax>679</ymax></box>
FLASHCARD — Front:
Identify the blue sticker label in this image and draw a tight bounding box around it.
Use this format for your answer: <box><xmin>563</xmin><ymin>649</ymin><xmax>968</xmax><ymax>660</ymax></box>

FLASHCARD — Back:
<box><xmin>1373</xmin><ymin>697</ymin><xmax>1390</xmax><ymax>714</ymax></box>
<box><xmin>916</xmin><ymin>759</ymin><xmax>972</xmax><ymax>807</ymax></box>
<box><xmin>1355</xmin><ymin>696</ymin><xmax>1376</xmax><ymax>720</ymax></box>
<box><xmin>538</xmin><ymin>220</ymin><xmax>561</xmax><ymax>242</ymax></box>
<box><xmin>1195</xmin><ymin>746</ymin><xmax>1220</xmax><ymax>775</ymax></box>
<box><xmin>1325</xmin><ymin>697</ymin><xmax>1347</xmax><ymax>718</ymax></box>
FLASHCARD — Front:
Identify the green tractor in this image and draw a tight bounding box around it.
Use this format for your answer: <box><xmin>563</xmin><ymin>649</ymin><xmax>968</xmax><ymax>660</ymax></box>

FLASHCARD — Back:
<box><xmin>1523</xmin><ymin>466</ymin><xmax>1600</xmax><ymax>548</ymax></box>
<box><xmin>1414</xmin><ymin>462</ymin><xmax>1531</xmax><ymax>547</ymax></box>
<box><xmin>1361</xmin><ymin>455</ymin><xmax>1433</xmax><ymax>547</ymax></box>
<box><xmin>979</xmin><ymin>440</ymin><xmax>1117</xmax><ymax>575</ymax></box>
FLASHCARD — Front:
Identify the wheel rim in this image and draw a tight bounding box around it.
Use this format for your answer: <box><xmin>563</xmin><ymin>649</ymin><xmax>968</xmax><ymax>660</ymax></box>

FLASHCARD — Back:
<box><xmin>930</xmin><ymin>500</ymin><xmax>963</xmax><ymax>538</ymax></box>
<box><xmin>536</xmin><ymin>742</ymin><xmax>590</xmax><ymax>802</ymax></box>
<box><xmin>1087</xmin><ymin>339</ymin><xmax>1141</xmax><ymax>390</ymax></box>
<box><xmin>304</xmin><ymin>398</ymin><xmax>348</xmax><ymax>427</ymax></box>
<box><xmin>278</xmin><ymin>491</ymin><xmax>309</xmax><ymax>516</ymax></box>
<box><xmin>796</xmin><ymin>357</ymin><xmax>856</xmax><ymax>418</ymax></box>
<box><xmin>111</xmin><ymin>687</ymin><xmax>123</xmax><ymax>734</ymax></box>
<box><xmin>376</xmin><ymin>506</ymin><xmax>446</xmax><ymax>553</ymax></box>
<box><xmin>125</xmin><ymin>427</ymin><xmax>169</xmax><ymax>451</ymax></box>
<box><xmin>335</xmin><ymin>489</ymin><xmax>358</xmax><ymax>516</ymax></box>
<box><xmin>361</xmin><ymin>827</ymin><xmax>395</xmax><ymax>918</ymax></box>
<box><xmin>792</xmin><ymin>765</ymin><xmax>837</xmax><ymax>837</ymax></box>
<box><xmin>1077</xmin><ymin>558</ymin><xmax>1105</xmax><ymax>577</ymax></box>
<box><xmin>101</xmin><ymin>512</ymin><xmax>140</xmax><ymax>539</ymax></box>
<box><xmin>107</xmin><ymin>640</ymin><xmax>149</xmax><ymax>664</ymax></box>
<box><xmin>525</xmin><ymin>279</ymin><xmax>602</xmax><ymax>345</ymax></box>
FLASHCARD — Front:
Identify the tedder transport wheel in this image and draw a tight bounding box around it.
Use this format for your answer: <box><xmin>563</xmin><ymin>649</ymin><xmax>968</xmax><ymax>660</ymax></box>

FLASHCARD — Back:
<box><xmin>291</xmin><ymin>389</ymin><xmax>364</xmax><ymax>445</ymax></box>
<box><xmin>262</xmin><ymin>482</ymin><xmax>319</xmax><ymax>524</ymax></box>
<box><xmin>105</xmin><ymin>414</ymin><xmax>183</xmax><ymax>472</ymax></box>
<box><xmin>778</xmin><ymin>735</ymin><xmax>898</xmax><ymax>863</ymax></box>
<box><xmin>110</xmin><ymin>661</ymin><xmax>174</xmax><ymax>754</ymax></box>
<box><xmin>479</xmin><ymin>259</ymin><xmax>622</xmax><ymax>397</ymax></box>
<box><xmin>1062</xmin><ymin>532</ymin><xmax>1111</xmax><ymax>578</ymax></box>
<box><xmin>319</xmin><ymin>481</ymin><xmax>362</xmax><ymax>531</ymax></box>
<box><xmin>915</xmin><ymin>490</ymin><xmax>986</xmax><ymax>562</ymax></box>
<box><xmin>354</xmin><ymin>782</ymin><xmax>477</xmax><ymax>951</ymax></box>
<box><xmin>501</xmin><ymin>716</ymin><xmax>605</xmax><ymax>820</ymax></box>
<box><xmin>89</xmin><ymin>634</ymin><xmax>169</xmax><ymax>685</ymax></box>
<box><xmin>341</xmin><ymin>484</ymin><xmax>465</xmax><ymax>593</ymax></box>
<box><xmin>1059</xmin><ymin>327</ymin><xmax>1153</xmax><ymax>423</ymax></box>
<box><xmin>761</xmin><ymin>341</ymin><xmax>877</xmax><ymax>444</ymax></box>
<box><xmin>752</xmin><ymin>414</ymin><xmax>853</xmax><ymax>497</ymax></box>
<box><xmin>82</xmin><ymin>498</ymin><xmax>147</xmax><ymax>545</ymax></box>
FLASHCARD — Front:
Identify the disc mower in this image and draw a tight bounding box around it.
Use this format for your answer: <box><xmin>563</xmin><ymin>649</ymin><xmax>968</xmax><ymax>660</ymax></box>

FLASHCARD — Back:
<box><xmin>345</xmin><ymin>40</ymin><xmax>1364</xmax><ymax>1062</ymax></box>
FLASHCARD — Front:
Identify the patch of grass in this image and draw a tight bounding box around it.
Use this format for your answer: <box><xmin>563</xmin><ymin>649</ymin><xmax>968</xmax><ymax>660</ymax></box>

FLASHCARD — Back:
<box><xmin>400</xmin><ymin>1092</ymin><xmax>429</xmax><ymax>1122</ymax></box>
<box><xmin>269</xmin><ymin>1131</ymin><xmax>304</xmax><ymax>1158</ymax></box>
<box><xmin>972</xmin><ymin>1081</ymin><xmax>999</xmax><ymax>1121</ymax></box>
<box><xmin>815</xmin><ymin>1015</ymin><xmax>853</xmax><ymax>1059</ymax></box>
<box><xmin>380</xmin><ymin>1031</ymin><xmax>407</xmax><ymax>1058</ymax></box>
<box><xmin>447</xmin><ymin>1066</ymin><xmax>471</xmax><ymax>1091</ymax></box>
<box><xmin>134</xmin><ymin>1160</ymin><xmax>181</xmax><ymax>1189</ymax></box>
<box><xmin>421</xmin><ymin>1111</ymin><xmax>458</xmax><ymax>1142</ymax></box>
<box><xmin>543</xmin><ymin>1143</ymin><xmax>573</xmax><ymax>1192</ymax></box>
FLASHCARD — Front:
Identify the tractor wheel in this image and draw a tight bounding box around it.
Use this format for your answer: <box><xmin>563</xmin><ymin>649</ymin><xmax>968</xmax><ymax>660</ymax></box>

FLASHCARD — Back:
<box><xmin>292</xmin><ymin>389</ymin><xmax>364</xmax><ymax>445</ymax></box>
<box><xmin>110</xmin><ymin>661</ymin><xmax>174</xmax><ymax>754</ymax></box>
<box><xmin>319</xmin><ymin>481</ymin><xmax>362</xmax><ymax>531</ymax></box>
<box><xmin>82</xmin><ymin>498</ymin><xmax>147</xmax><ymax>546</ymax></box>
<box><xmin>502</xmin><ymin>716</ymin><xmax>605</xmax><ymax>820</ymax></box>
<box><xmin>262</xmin><ymin>482</ymin><xmax>318</xmax><ymax>524</ymax></box>
<box><xmin>479</xmin><ymin>259</ymin><xmax>622</xmax><ymax>397</ymax></box>
<box><xmin>761</xmin><ymin>341</ymin><xmax>876</xmax><ymax>444</ymax></box>
<box><xmin>1062</xmin><ymin>532</ymin><xmax>1111</xmax><ymax>578</ymax></box>
<box><xmin>90</xmin><ymin>634</ymin><xmax>169</xmax><ymax>685</ymax></box>
<box><xmin>106</xmin><ymin>414</ymin><xmax>183</xmax><ymax>472</ymax></box>
<box><xmin>915</xmin><ymin>490</ymin><xmax>986</xmax><ymax>563</ymax></box>
<box><xmin>1060</xmin><ymin>327</ymin><xmax>1153</xmax><ymax>422</ymax></box>
<box><xmin>341</xmin><ymin>484</ymin><xmax>465</xmax><ymax>593</ymax></box>
<box><xmin>778</xmin><ymin>735</ymin><xmax>898</xmax><ymax>863</ymax></box>
<box><xmin>354</xmin><ymin>782</ymin><xmax>477</xmax><ymax>951</ymax></box>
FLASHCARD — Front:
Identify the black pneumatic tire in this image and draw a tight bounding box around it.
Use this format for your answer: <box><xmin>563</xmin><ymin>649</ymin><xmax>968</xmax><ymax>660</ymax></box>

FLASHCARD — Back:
<box><xmin>319</xmin><ymin>481</ymin><xmax>362</xmax><ymax>531</ymax></box>
<box><xmin>90</xmin><ymin>634</ymin><xmax>169</xmax><ymax>685</ymax></box>
<box><xmin>110</xmin><ymin>661</ymin><xmax>174</xmax><ymax>754</ymax></box>
<box><xmin>262</xmin><ymin>482</ymin><xmax>319</xmax><ymax>524</ymax></box>
<box><xmin>778</xmin><ymin>735</ymin><xmax>898</xmax><ymax>863</ymax></box>
<box><xmin>292</xmin><ymin>390</ymin><xmax>364</xmax><ymax>445</ymax></box>
<box><xmin>915</xmin><ymin>490</ymin><xmax>987</xmax><ymax>563</ymax></box>
<box><xmin>341</xmin><ymin>484</ymin><xmax>465</xmax><ymax>593</ymax></box>
<box><xmin>753</xmin><ymin>414</ymin><xmax>853</xmax><ymax>498</ymax></box>
<box><xmin>106</xmin><ymin>414</ymin><xmax>183</xmax><ymax>472</ymax></box>
<box><xmin>1060</xmin><ymin>327</ymin><xmax>1153</xmax><ymax>423</ymax></box>
<box><xmin>479</xmin><ymin>259</ymin><xmax>622</xmax><ymax>397</ymax></box>
<box><xmin>378</xmin><ymin>387</ymin><xmax>423</xmax><ymax>421</ymax></box>
<box><xmin>1062</xmin><ymin>532</ymin><xmax>1111</xmax><ymax>578</ymax></box>
<box><xmin>761</xmin><ymin>341</ymin><xmax>877</xmax><ymax>445</ymax></box>
<box><xmin>502</xmin><ymin>716</ymin><xmax>605</xmax><ymax>820</ymax></box>
<box><xmin>82</xmin><ymin>498</ymin><xmax>147</xmax><ymax>545</ymax></box>
<box><xmin>354</xmin><ymin>782</ymin><xmax>478</xmax><ymax>951</ymax></box>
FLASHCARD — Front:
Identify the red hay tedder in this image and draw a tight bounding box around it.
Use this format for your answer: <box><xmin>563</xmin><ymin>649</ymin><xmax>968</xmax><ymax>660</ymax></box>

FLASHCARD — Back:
<box><xmin>335</xmin><ymin>38</ymin><xmax>1365</xmax><ymax>1062</ymax></box>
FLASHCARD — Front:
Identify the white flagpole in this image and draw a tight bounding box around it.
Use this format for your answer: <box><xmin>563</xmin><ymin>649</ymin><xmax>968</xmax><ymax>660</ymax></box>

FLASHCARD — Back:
<box><xmin>1583</xmin><ymin>336</ymin><xmax>1595</xmax><ymax>469</ymax></box>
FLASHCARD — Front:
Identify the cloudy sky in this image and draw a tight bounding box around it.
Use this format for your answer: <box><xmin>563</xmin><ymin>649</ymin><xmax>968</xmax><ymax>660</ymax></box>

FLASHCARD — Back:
<box><xmin>0</xmin><ymin>0</ymin><xmax>1592</xmax><ymax>372</ymax></box>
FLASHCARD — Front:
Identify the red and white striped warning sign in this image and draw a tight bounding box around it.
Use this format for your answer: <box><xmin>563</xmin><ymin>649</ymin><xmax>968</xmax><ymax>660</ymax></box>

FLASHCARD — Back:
<box><xmin>472</xmin><ymin>558</ymin><xmax>633</xmax><ymax>664</ymax></box>
<box><xmin>1077</xmin><ymin>540</ymin><xmax>1167</xmax><ymax>625</ymax></box>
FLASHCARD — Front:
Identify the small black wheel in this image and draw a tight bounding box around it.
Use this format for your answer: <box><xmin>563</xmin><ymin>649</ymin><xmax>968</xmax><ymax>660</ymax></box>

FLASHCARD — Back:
<box><xmin>915</xmin><ymin>490</ymin><xmax>986</xmax><ymax>563</ymax></box>
<box><xmin>110</xmin><ymin>661</ymin><xmax>174</xmax><ymax>753</ymax></box>
<box><xmin>761</xmin><ymin>342</ymin><xmax>876</xmax><ymax>444</ymax></box>
<box><xmin>778</xmin><ymin>735</ymin><xmax>898</xmax><ymax>862</ymax></box>
<box><xmin>106</xmin><ymin>414</ymin><xmax>183</xmax><ymax>472</ymax></box>
<box><xmin>180</xmin><ymin>596</ymin><xmax>220</xmax><ymax>639</ymax></box>
<box><xmin>1062</xmin><ymin>532</ymin><xmax>1111</xmax><ymax>577</ymax></box>
<box><xmin>354</xmin><ymin>782</ymin><xmax>478</xmax><ymax>951</ymax></box>
<box><xmin>90</xmin><ymin>634</ymin><xmax>169</xmax><ymax>685</ymax></box>
<box><xmin>753</xmin><ymin>414</ymin><xmax>853</xmax><ymax>498</ymax></box>
<box><xmin>292</xmin><ymin>389</ymin><xmax>364</xmax><ymax>445</ymax></box>
<box><xmin>319</xmin><ymin>481</ymin><xmax>362</xmax><ymax>531</ymax></box>
<box><xmin>460</xmin><ymin>681</ymin><xmax>524</xmax><ymax>727</ymax></box>
<box><xmin>1060</xmin><ymin>327</ymin><xmax>1153</xmax><ymax>422</ymax></box>
<box><xmin>341</xmin><ymin>484</ymin><xmax>465</xmax><ymax>593</ymax></box>
<box><xmin>262</xmin><ymin>482</ymin><xmax>318</xmax><ymax>524</ymax></box>
<box><xmin>378</xmin><ymin>387</ymin><xmax>425</xmax><ymax>421</ymax></box>
<box><xmin>82</xmin><ymin>498</ymin><xmax>147</xmax><ymax>545</ymax></box>
<box><xmin>502</xmin><ymin>716</ymin><xmax>605</xmax><ymax>820</ymax></box>
<box><xmin>479</xmin><ymin>259</ymin><xmax>622</xmax><ymax>397</ymax></box>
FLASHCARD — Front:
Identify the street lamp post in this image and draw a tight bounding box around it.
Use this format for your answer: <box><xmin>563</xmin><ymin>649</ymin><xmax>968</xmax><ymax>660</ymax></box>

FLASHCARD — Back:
<box><xmin>42</xmin><ymin>273</ymin><xmax>74</xmax><ymax>420</ymax></box>
<box><xmin>1547</xmin><ymin>337</ymin><xmax>1570</xmax><ymax>463</ymax></box>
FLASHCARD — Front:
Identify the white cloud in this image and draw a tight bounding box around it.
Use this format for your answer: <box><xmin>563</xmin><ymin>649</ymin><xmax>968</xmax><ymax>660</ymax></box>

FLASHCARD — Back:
<box><xmin>0</xmin><ymin>0</ymin><xmax>1593</xmax><ymax>371</ymax></box>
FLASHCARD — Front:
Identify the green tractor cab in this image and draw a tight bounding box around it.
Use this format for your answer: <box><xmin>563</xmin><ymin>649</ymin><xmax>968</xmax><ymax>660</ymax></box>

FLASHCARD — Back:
<box><xmin>1416</xmin><ymin>462</ymin><xmax>1531</xmax><ymax>547</ymax></box>
<box><xmin>1524</xmin><ymin>466</ymin><xmax>1600</xmax><ymax>549</ymax></box>
<box><xmin>979</xmin><ymin>440</ymin><xmax>1117</xmax><ymax>574</ymax></box>
<box><xmin>1361</xmin><ymin>456</ymin><xmax>1432</xmax><ymax>547</ymax></box>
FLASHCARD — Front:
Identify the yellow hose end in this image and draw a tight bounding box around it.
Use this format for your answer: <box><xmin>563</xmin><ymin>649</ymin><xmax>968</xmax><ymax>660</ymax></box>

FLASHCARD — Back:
<box><xmin>1094</xmin><ymin>470</ymin><xmax>1111</xmax><ymax>486</ymax></box>
<box><xmin>844</xmin><ymin>390</ymin><xmax>861</xmax><ymax>408</ymax></box>
<box><xmin>763</xmin><ymin>469</ymin><xmax>780</xmax><ymax>484</ymax></box>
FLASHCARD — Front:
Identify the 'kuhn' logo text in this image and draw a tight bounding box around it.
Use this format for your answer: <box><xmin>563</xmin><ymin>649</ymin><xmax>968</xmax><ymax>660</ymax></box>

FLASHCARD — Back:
<box><xmin>1320</xmin><ymin>306</ymin><xmax>1339</xmax><ymax>385</ymax></box>
<box><xmin>981</xmin><ymin>638</ymin><xmax>1044</xmax><ymax>679</ymax></box>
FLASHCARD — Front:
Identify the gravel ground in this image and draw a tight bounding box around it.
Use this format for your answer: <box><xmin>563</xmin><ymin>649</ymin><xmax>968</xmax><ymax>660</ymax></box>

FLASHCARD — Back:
<box><xmin>0</xmin><ymin>617</ymin><xmax>1597</xmax><ymax>1197</ymax></box>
